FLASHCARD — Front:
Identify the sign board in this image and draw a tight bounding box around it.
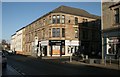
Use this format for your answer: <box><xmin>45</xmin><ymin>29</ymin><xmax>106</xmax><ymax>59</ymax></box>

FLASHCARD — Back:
<box><xmin>41</xmin><ymin>40</ymin><xmax>48</xmax><ymax>46</ymax></box>
<box><xmin>49</xmin><ymin>40</ymin><xmax>65</xmax><ymax>46</ymax></box>
<box><xmin>106</xmin><ymin>37</ymin><xmax>119</xmax><ymax>55</ymax></box>
<box><xmin>65</xmin><ymin>40</ymin><xmax>79</xmax><ymax>46</ymax></box>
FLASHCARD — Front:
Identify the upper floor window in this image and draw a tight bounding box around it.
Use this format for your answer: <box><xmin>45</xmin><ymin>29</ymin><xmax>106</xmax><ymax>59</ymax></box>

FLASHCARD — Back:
<box><xmin>68</xmin><ymin>20</ymin><xmax>71</xmax><ymax>23</ymax></box>
<box><xmin>49</xmin><ymin>16</ymin><xmax>51</xmax><ymax>24</ymax></box>
<box><xmin>52</xmin><ymin>28</ymin><xmax>60</xmax><ymax>37</ymax></box>
<box><xmin>52</xmin><ymin>28</ymin><xmax>56</xmax><ymax>37</ymax></box>
<box><xmin>83</xmin><ymin>19</ymin><xmax>88</xmax><ymax>26</ymax></box>
<box><xmin>83</xmin><ymin>18</ymin><xmax>88</xmax><ymax>22</ymax></box>
<box><xmin>42</xmin><ymin>29</ymin><xmax>45</xmax><ymax>39</ymax></box>
<box><xmin>43</xmin><ymin>19</ymin><xmax>46</xmax><ymax>26</ymax></box>
<box><xmin>62</xmin><ymin>28</ymin><xmax>65</xmax><ymax>37</ymax></box>
<box><xmin>61</xmin><ymin>15</ymin><xmax>65</xmax><ymax>24</ymax></box>
<box><xmin>57</xmin><ymin>15</ymin><xmax>60</xmax><ymax>24</ymax></box>
<box><xmin>75</xmin><ymin>28</ymin><xmax>78</xmax><ymax>38</ymax></box>
<box><xmin>49</xmin><ymin>28</ymin><xmax>51</xmax><ymax>38</ymax></box>
<box><xmin>52</xmin><ymin>15</ymin><xmax>56</xmax><ymax>24</ymax></box>
<box><xmin>56</xmin><ymin>28</ymin><xmax>60</xmax><ymax>37</ymax></box>
<box><xmin>114</xmin><ymin>8</ymin><xmax>119</xmax><ymax>24</ymax></box>
<box><xmin>75</xmin><ymin>17</ymin><xmax>78</xmax><ymax>25</ymax></box>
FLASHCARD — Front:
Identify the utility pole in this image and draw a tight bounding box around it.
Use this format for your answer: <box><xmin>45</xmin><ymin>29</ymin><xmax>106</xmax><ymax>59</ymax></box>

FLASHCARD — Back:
<box><xmin>69</xmin><ymin>39</ymin><xmax>72</xmax><ymax>62</ymax></box>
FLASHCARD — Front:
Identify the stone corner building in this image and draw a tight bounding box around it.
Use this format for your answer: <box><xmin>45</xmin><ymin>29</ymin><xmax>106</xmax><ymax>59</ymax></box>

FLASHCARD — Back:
<box><xmin>11</xmin><ymin>5</ymin><xmax>101</xmax><ymax>57</ymax></box>
<box><xmin>102</xmin><ymin>2</ymin><xmax>120</xmax><ymax>59</ymax></box>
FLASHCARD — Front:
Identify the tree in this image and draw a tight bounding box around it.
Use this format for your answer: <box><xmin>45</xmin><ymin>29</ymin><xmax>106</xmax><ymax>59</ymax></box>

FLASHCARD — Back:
<box><xmin>2</xmin><ymin>39</ymin><xmax>7</xmax><ymax>45</ymax></box>
<box><xmin>1</xmin><ymin>39</ymin><xmax>10</xmax><ymax>50</ymax></box>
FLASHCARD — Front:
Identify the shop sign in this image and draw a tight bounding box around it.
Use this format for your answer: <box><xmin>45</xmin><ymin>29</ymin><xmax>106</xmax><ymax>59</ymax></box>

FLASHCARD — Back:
<box><xmin>49</xmin><ymin>40</ymin><xmax>65</xmax><ymax>45</ymax></box>
<box><xmin>65</xmin><ymin>40</ymin><xmax>79</xmax><ymax>46</ymax></box>
<box><xmin>41</xmin><ymin>41</ymin><xmax>48</xmax><ymax>46</ymax></box>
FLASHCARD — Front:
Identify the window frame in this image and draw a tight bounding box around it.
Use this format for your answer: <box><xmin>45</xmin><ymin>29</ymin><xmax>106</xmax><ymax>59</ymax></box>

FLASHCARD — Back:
<box><xmin>61</xmin><ymin>15</ymin><xmax>65</xmax><ymax>24</ymax></box>
<box><xmin>52</xmin><ymin>15</ymin><xmax>56</xmax><ymax>24</ymax></box>
<box><xmin>56</xmin><ymin>28</ymin><xmax>60</xmax><ymax>37</ymax></box>
<box><xmin>75</xmin><ymin>17</ymin><xmax>78</xmax><ymax>25</ymax></box>
<box><xmin>62</xmin><ymin>28</ymin><xmax>65</xmax><ymax>37</ymax></box>
<box><xmin>52</xmin><ymin>28</ymin><xmax>56</xmax><ymax>37</ymax></box>
<box><xmin>52</xmin><ymin>28</ymin><xmax>60</xmax><ymax>37</ymax></box>
<box><xmin>114</xmin><ymin>8</ymin><xmax>119</xmax><ymax>24</ymax></box>
<box><xmin>57</xmin><ymin>15</ymin><xmax>60</xmax><ymax>24</ymax></box>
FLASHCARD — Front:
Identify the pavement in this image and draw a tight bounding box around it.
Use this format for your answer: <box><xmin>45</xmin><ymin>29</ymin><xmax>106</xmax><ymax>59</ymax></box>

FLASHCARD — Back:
<box><xmin>41</xmin><ymin>56</ymin><xmax>120</xmax><ymax>70</ymax></box>
<box><xmin>64</xmin><ymin>60</ymin><xmax>120</xmax><ymax>70</ymax></box>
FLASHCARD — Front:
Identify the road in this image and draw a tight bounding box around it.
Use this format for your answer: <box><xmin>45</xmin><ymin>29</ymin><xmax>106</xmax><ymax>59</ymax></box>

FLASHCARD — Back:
<box><xmin>3</xmin><ymin>54</ymin><xmax>120</xmax><ymax>76</ymax></box>
<box><xmin>2</xmin><ymin>65</ymin><xmax>21</xmax><ymax>76</ymax></box>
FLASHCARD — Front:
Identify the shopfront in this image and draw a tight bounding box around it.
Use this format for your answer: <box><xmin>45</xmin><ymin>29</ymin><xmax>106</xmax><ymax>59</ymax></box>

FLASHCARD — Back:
<box><xmin>40</xmin><ymin>40</ymin><xmax>48</xmax><ymax>56</ymax></box>
<box><xmin>65</xmin><ymin>40</ymin><xmax>79</xmax><ymax>56</ymax></box>
<box><xmin>106</xmin><ymin>37</ymin><xmax>120</xmax><ymax>59</ymax></box>
<box><xmin>49</xmin><ymin>40</ymin><xmax>65</xmax><ymax>56</ymax></box>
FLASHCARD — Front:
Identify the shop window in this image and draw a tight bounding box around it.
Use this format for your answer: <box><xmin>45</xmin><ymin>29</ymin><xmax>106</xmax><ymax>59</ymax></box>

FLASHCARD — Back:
<box><xmin>49</xmin><ymin>46</ymin><xmax>52</xmax><ymax>55</ymax></box>
<box><xmin>62</xmin><ymin>46</ymin><xmax>65</xmax><ymax>55</ymax></box>
<box><xmin>52</xmin><ymin>46</ymin><xmax>60</xmax><ymax>55</ymax></box>
<box><xmin>114</xmin><ymin>8</ymin><xmax>119</xmax><ymax>24</ymax></box>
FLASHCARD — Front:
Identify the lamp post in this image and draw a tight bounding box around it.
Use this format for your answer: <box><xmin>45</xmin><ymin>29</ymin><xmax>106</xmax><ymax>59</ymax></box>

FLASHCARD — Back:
<box><xmin>69</xmin><ymin>39</ymin><xmax>72</xmax><ymax>62</ymax></box>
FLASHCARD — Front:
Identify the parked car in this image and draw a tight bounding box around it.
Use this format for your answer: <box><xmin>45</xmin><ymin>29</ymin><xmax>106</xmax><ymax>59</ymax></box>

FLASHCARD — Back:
<box><xmin>0</xmin><ymin>51</ymin><xmax>7</xmax><ymax>68</ymax></box>
<box><xmin>7</xmin><ymin>50</ymin><xmax>16</xmax><ymax>55</ymax></box>
<box><xmin>8</xmin><ymin>50</ymin><xmax>13</xmax><ymax>53</ymax></box>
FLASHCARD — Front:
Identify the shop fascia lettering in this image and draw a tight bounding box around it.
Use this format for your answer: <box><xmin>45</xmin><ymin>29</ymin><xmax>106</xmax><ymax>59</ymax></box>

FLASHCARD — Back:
<box><xmin>51</xmin><ymin>40</ymin><xmax>61</xmax><ymax>43</ymax></box>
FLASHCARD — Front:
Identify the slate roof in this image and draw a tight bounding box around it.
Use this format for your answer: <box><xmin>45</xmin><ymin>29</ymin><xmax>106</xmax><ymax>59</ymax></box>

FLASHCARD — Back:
<box><xmin>25</xmin><ymin>5</ymin><xmax>100</xmax><ymax>28</ymax></box>
<box><xmin>51</xmin><ymin>5</ymin><xmax>100</xmax><ymax>19</ymax></box>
